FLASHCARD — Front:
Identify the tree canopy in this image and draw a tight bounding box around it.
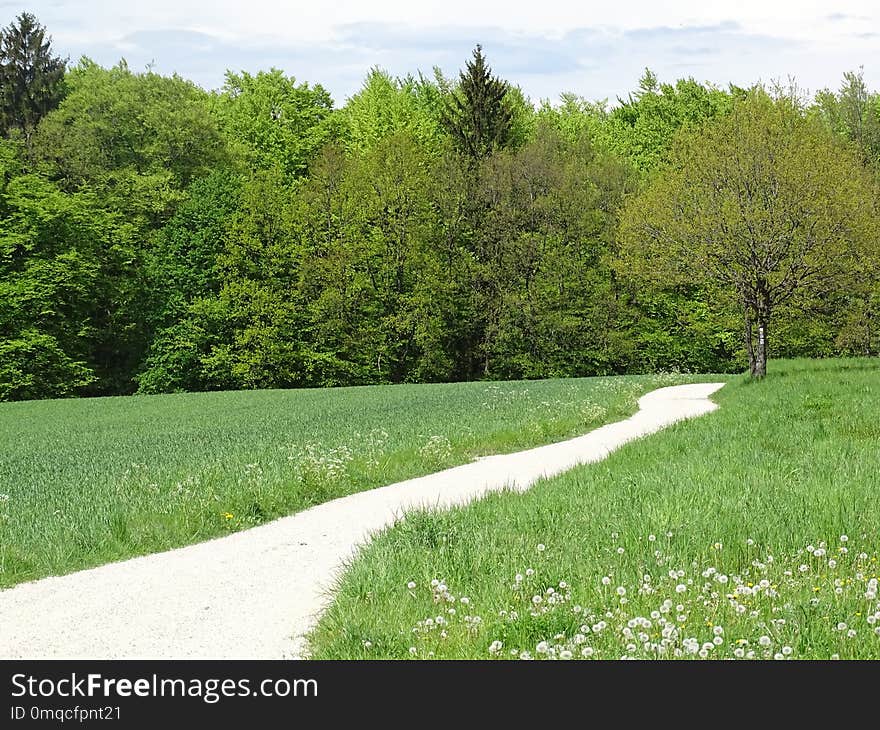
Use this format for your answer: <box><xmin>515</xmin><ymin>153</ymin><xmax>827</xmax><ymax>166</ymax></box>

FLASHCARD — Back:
<box><xmin>1</xmin><ymin>16</ymin><xmax>878</xmax><ymax>400</ymax></box>
<box><xmin>619</xmin><ymin>91</ymin><xmax>878</xmax><ymax>377</ymax></box>
<box><xmin>441</xmin><ymin>45</ymin><xmax>516</xmax><ymax>161</ymax></box>
<box><xmin>0</xmin><ymin>12</ymin><xmax>66</xmax><ymax>143</ymax></box>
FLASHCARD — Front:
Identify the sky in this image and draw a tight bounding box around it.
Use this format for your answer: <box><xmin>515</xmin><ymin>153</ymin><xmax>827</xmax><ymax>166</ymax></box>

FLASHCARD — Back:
<box><xmin>8</xmin><ymin>1</ymin><xmax>880</xmax><ymax>106</ymax></box>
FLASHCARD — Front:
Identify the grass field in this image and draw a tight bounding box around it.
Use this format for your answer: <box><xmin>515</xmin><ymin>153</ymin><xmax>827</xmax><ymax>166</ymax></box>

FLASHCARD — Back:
<box><xmin>0</xmin><ymin>372</ymin><xmax>704</xmax><ymax>588</ymax></box>
<box><xmin>307</xmin><ymin>358</ymin><xmax>880</xmax><ymax>660</ymax></box>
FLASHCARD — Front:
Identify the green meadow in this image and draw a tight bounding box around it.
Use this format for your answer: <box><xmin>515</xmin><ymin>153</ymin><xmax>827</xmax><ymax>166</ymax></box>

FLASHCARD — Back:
<box><xmin>0</xmin><ymin>372</ymin><xmax>699</xmax><ymax>588</ymax></box>
<box><xmin>307</xmin><ymin>358</ymin><xmax>880</xmax><ymax>660</ymax></box>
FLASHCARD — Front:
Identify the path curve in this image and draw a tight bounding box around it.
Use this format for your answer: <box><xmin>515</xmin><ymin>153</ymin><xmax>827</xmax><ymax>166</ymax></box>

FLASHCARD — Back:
<box><xmin>0</xmin><ymin>382</ymin><xmax>725</xmax><ymax>659</ymax></box>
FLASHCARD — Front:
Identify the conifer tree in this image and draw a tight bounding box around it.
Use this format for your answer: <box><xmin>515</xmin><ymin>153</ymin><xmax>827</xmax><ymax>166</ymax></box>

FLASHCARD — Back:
<box><xmin>0</xmin><ymin>12</ymin><xmax>66</xmax><ymax>141</ymax></box>
<box><xmin>441</xmin><ymin>45</ymin><xmax>512</xmax><ymax>160</ymax></box>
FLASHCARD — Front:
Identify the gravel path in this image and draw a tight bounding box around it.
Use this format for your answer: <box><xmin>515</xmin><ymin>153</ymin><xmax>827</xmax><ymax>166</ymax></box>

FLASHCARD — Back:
<box><xmin>0</xmin><ymin>382</ymin><xmax>725</xmax><ymax>659</ymax></box>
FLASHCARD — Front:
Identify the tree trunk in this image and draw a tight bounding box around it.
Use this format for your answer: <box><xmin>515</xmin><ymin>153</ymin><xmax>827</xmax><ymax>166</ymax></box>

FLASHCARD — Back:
<box><xmin>744</xmin><ymin>310</ymin><xmax>756</xmax><ymax>376</ymax></box>
<box><xmin>753</xmin><ymin>309</ymin><xmax>769</xmax><ymax>378</ymax></box>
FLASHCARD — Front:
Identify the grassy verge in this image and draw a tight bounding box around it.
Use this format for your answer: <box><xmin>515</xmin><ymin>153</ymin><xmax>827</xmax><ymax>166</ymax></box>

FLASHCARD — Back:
<box><xmin>0</xmin><ymin>372</ymin><xmax>706</xmax><ymax>588</ymax></box>
<box><xmin>307</xmin><ymin>358</ymin><xmax>880</xmax><ymax>660</ymax></box>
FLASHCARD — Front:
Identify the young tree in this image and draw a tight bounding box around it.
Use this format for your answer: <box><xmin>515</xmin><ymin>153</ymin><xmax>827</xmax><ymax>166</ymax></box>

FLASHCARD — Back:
<box><xmin>441</xmin><ymin>45</ymin><xmax>514</xmax><ymax>161</ymax></box>
<box><xmin>619</xmin><ymin>91</ymin><xmax>878</xmax><ymax>378</ymax></box>
<box><xmin>0</xmin><ymin>12</ymin><xmax>66</xmax><ymax>142</ymax></box>
<box><xmin>217</xmin><ymin>69</ymin><xmax>337</xmax><ymax>179</ymax></box>
<box><xmin>601</xmin><ymin>70</ymin><xmax>738</xmax><ymax>172</ymax></box>
<box><xmin>814</xmin><ymin>68</ymin><xmax>880</xmax><ymax>165</ymax></box>
<box><xmin>342</xmin><ymin>68</ymin><xmax>444</xmax><ymax>154</ymax></box>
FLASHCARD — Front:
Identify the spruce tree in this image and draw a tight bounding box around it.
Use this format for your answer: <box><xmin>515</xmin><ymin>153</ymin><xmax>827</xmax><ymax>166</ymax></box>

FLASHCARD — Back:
<box><xmin>0</xmin><ymin>12</ymin><xmax>66</xmax><ymax>140</ymax></box>
<box><xmin>441</xmin><ymin>45</ymin><xmax>512</xmax><ymax>160</ymax></box>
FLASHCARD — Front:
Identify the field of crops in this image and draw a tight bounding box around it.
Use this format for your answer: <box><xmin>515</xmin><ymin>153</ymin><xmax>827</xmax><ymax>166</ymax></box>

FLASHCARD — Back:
<box><xmin>0</xmin><ymin>372</ymin><xmax>705</xmax><ymax>588</ymax></box>
<box><xmin>307</xmin><ymin>358</ymin><xmax>880</xmax><ymax>660</ymax></box>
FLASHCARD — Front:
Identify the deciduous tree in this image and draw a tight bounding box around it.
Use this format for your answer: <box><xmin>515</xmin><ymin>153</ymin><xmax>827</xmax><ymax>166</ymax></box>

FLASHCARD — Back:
<box><xmin>619</xmin><ymin>91</ymin><xmax>878</xmax><ymax>377</ymax></box>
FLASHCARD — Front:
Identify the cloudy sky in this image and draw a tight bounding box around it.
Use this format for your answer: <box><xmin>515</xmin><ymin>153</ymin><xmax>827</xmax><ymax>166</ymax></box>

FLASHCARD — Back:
<box><xmin>8</xmin><ymin>1</ymin><xmax>880</xmax><ymax>105</ymax></box>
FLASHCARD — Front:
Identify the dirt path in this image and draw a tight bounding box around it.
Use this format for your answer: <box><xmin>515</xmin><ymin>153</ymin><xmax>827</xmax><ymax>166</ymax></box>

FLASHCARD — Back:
<box><xmin>0</xmin><ymin>382</ymin><xmax>725</xmax><ymax>659</ymax></box>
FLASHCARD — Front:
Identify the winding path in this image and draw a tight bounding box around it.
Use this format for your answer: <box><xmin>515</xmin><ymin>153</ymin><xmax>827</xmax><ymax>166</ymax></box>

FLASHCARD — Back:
<box><xmin>0</xmin><ymin>382</ymin><xmax>725</xmax><ymax>659</ymax></box>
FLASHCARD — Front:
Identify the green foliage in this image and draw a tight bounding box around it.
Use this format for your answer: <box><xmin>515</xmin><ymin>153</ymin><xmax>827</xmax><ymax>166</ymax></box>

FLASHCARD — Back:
<box><xmin>535</xmin><ymin>94</ymin><xmax>607</xmax><ymax>146</ymax></box>
<box><xmin>441</xmin><ymin>45</ymin><xmax>517</xmax><ymax>160</ymax></box>
<box><xmin>34</xmin><ymin>59</ymin><xmax>227</xmax><ymax>224</ymax></box>
<box><xmin>0</xmin><ymin>12</ymin><xmax>66</xmax><ymax>141</ymax></box>
<box><xmin>341</xmin><ymin>68</ymin><xmax>445</xmax><ymax>153</ymax></box>
<box><xmin>814</xmin><ymin>68</ymin><xmax>880</xmax><ymax>166</ymax></box>
<box><xmin>150</xmin><ymin>169</ymin><xmax>243</xmax><ymax>309</ymax></box>
<box><xmin>0</xmin><ymin>330</ymin><xmax>94</xmax><ymax>400</ymax></box>
<box><xmin>599</xmin><ymin>70</ymin><xmax>739</xmax><ymax>171</ymax></box>
<box><xmin>472</xmin><ymin>123</ymin><xmax>634</xmax><ymax>378</ymax></box>
<box><xmin>0</xmin><ymin>19</ymin><xmax>878</xmax><ymax>401</ymax></box>
<box><xmin>619</xmin><ymin>90</ymin><xmax>878</xmax><ymax>376</ymax></box>
<box><xmin>217</xmin><ymin>69</ymin><xmax>337</xmax><ymax>178</ymax></box>
<box><xmin>0</xmin><ymin>139</ymin><xmax>133</xmax><ymax>398</ymax></box>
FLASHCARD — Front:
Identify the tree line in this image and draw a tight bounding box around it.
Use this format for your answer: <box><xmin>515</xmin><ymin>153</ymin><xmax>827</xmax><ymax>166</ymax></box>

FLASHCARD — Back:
<box><xmin>1</xmin><ymin>13</ymin><xmax>877</xmax><ymax>400</ymax></box>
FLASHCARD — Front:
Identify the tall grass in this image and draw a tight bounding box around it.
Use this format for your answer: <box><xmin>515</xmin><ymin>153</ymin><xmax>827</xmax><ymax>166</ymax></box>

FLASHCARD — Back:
<box><xmin>307</xmin><ymin>358</ymin><xmax>880</xmax><ymax>660</ymax></box>
<box><xmin>0</xmin><ymin>372</ymin><xmax>701</xmax><ymax>588</ymax></box>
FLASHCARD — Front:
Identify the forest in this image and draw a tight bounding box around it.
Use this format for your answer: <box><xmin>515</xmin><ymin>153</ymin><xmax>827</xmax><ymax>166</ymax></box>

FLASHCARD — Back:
<box><xmin>1</xmin><ymin>12</ymin><xmax>878</xmax><ymax>401</ymax></box>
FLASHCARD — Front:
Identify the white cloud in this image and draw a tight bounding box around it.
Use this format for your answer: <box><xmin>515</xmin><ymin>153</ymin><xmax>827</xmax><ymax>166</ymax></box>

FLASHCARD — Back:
<box><xmin>10</xmin><ymin>1</ymin><xmax>880</xmax><ymax>104</ymax></box>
